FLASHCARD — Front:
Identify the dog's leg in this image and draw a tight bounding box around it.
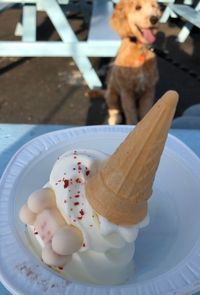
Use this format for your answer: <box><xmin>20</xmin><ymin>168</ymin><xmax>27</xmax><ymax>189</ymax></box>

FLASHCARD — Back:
<box><xmin>105</xmin><ymin>86</ymin><xmax>122</xmax><ymax>125</ymax></box>
<box><xmin>139</xmin><ymin>89</ymin><xmax>154</xmax><ymax>120</ymax></box>
<box><xmin>121</xmin><ymin>91</ymin><xmax>138</xmax><ymax>125</ymax></box>
<box><xmin>107</xmin><ymin>109</ymin><xmax>122</xmax><ymax>125</ymax></box>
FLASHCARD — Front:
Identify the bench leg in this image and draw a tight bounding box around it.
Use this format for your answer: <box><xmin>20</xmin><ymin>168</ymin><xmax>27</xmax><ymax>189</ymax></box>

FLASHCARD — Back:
<box><xmin>15</xmin><ymin>22</ymin><xmax>23</xmax><ymax>37</ymax></box>
<box><xmin>15</xmin><ymin>4</ymin><xmax>37</xmax><ymax>41</ymax></box>
<box><xmin>160</xmin><ymin>5</ymin><xmax>177</xmax><ymax>23</ymax></box>
<box><xmin>22</xmin><ymin>4</ymin><xmax>37</xmax><ymax>41</ymax></box>
<box><xmin>177</xmin><ymin>22</ymin><xmax>193</xmax><ymax>42</ymax></box>
<box><xmin>15</xmin><ymin>6</ymin><xmax>23</xmax><ymax>37</ymax></box>
<box><xmin>39</xmin><ymin>0</ymin><xmax>102</xmax><ymax>89</ymax></box>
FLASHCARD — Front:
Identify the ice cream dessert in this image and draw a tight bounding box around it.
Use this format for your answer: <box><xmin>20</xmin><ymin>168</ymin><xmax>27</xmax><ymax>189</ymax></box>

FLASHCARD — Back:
<box><xmin>19</xmin><ymin>91</ymin><xmax>179</xmax><ymax>285</ymax></box>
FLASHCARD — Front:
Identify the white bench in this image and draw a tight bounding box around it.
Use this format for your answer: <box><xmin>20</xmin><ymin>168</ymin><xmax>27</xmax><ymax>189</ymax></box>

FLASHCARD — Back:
<box><xmin>159</xmin><ymin>0</ymin><xmax>194</xmax><ymax>23</ymax></box>
<box><xmin>168</xmin><ymin>1</ymin><xmax>200</xmax><ymax>42</ymax></box>
<box><xmin>0</xmin><ymin>0</ymin><xmax>122</xmax><ymax>89</ymax></box>
<box><xmin>0</xmin><ymin>0</ymin><xmax>114</xmax><ymax>89</ymax></box>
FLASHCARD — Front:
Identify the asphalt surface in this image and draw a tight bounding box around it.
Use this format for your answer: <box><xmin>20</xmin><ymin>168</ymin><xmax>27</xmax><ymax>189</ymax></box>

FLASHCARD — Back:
<box><xmin>0</xmin><ymin>4</ymin><xmax>200</xmax><ymax>126</ymax></box>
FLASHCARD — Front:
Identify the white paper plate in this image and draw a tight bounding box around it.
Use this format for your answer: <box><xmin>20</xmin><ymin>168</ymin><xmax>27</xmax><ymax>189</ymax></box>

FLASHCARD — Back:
<box><xmin>1</xmin><ymin>125</ymin><xmax>200</xmax><ymax>295</ymax></box>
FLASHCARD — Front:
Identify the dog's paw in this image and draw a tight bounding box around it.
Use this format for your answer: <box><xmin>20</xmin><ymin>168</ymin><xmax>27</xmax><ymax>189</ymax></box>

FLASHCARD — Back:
<box><xmin>108</xmin><ymin>109</ymin><xmax>122</xmax><ymax>125</ymax></box>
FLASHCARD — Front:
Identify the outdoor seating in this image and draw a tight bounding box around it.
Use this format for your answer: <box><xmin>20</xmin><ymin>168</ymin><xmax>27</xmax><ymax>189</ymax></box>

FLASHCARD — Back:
<box><xmin>0</xmin><ymin>0</ymin><xmax>120</xmax><ymax>89</ymax></box>
<box><xmin>168</xmin><ymin>1</ymin><xmax>200</xmax><ymax>42</ymax></box>
<box><xmin>1</xmin><ymin>0</ymin><xmax>198</xmax><ymax>89</ymax></box>
<box><xmin>159</xmin><ymin>0</ymin><xmax>200</xmax><ymax>42</ymax></box>
<box><xmin>0</xmin><ymin>2</ymin><xmax>200</xmax><ymax>295</ymax></box>
<box><xmin>159</xmin><ymin>0</ymin><xmax>193</xmax><ymax>23</ymax></box>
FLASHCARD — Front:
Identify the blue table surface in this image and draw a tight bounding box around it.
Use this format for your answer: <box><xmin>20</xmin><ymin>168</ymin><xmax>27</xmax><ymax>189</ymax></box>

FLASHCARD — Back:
<box><xmin>0</xmin><ymin>124</ymin><xmax>200</xmax><ymax>295</ymax></box>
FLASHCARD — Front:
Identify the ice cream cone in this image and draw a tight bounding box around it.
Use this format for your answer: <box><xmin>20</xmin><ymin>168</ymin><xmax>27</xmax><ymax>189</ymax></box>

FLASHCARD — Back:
<box><xmin>85</xmin><ymin>91</ymin><xmax>179</xmax><ymax>225</ymax></box>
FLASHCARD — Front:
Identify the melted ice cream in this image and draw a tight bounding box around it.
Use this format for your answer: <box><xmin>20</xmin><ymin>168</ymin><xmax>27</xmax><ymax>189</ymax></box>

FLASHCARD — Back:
<box><xmin>31</xmin><ymin>149</ymin><xmax>149</xmax><ymax>284</ymax></box>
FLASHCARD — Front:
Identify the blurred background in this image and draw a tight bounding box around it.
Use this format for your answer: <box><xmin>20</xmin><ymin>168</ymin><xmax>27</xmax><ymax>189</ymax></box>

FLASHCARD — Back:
<box><xmin>0</xmin><ymin>0</ymin><xmax>199</xmax><ymax>126</ymax></box>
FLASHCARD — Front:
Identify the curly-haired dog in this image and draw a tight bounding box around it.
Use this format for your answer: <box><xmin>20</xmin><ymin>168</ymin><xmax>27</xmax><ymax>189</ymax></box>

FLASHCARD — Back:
<box><xmin>106</xmin><ymin>0</ymin><xmax>161</xmax><ymax>125</ymax></box>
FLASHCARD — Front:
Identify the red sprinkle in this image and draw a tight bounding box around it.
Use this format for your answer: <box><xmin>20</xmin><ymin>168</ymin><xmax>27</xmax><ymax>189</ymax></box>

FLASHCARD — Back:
<box><xmin>78</xmin><ymin>216</ymin><xmax>82</xmax><ymax>220</ymax></box>
<box><xmin>74</xmin><ymin>194</ymin><xmax>80</xmax><ymax>198</ymax></box>
<box><xmin>74</xmin><ymin>202</ymin><xmax>79</xmax><ymax>206</ymax></box>
<box><xmin>77</xmin><ymin>162</ymin><xmax>81</xmax><ymax>165</ymax></box>
<box><xmin>63</xmin><ymin>179</ymin><xmax>69</xmax><ymax>189</ymax></box>
<box><xmin>80</xmin><ymin>209</ymin><xmax>84</xmax><ymax>216</ymax></box>
<box><xmin>86</xmin><ymin>170</ymin><xmax>90</xmax><ymax>176</ymax></box>
<box><xmin>76</xmin><ymin>178</ymin><xmax>81</xmax><ymax>184</ymax></box>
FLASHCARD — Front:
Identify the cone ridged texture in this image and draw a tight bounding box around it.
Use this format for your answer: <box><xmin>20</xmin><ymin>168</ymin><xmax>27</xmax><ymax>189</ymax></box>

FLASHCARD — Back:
<box><xmin>85</xmin><ymin>91</ymin><xmax>179</xmax><ymax>225</ymax></box>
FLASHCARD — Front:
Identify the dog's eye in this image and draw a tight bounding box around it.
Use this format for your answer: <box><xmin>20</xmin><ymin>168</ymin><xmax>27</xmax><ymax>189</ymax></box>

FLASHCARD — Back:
<box><xmin>135</xmin><ymin>5</ymin><xmax>142</xmax><ymax>10</ymax></box>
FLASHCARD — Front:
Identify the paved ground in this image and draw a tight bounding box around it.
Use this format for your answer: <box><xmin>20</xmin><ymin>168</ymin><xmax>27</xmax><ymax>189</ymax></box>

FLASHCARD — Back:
<box><xmin>0</xmin><ymin>4</ymin><xmax>200</xmax><ymax>126</ymax></box>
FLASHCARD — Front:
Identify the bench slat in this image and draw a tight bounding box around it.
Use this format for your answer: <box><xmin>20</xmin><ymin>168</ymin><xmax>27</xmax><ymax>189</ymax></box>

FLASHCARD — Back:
<box><xmin>169</xmin><ymin>4</ymin><xmax>200</xmax><ymax>28</ymax></box>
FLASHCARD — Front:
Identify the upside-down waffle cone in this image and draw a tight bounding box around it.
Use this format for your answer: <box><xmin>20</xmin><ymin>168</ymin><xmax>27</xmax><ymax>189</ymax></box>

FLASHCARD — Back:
<box><xmin>85</xmin><ymin>91</ymin><xmax>179</xmax><ymax>225</ymax></box>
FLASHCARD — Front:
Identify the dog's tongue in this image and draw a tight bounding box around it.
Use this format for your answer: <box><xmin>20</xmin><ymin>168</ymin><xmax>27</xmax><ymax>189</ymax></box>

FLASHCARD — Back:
<box><xmin>141</xmin><ymin>28</ymin><xmax>155</xmax><ymax>44</ymax></box>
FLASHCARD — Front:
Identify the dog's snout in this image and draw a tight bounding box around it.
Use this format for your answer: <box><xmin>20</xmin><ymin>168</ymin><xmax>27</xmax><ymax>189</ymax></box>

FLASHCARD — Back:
<box><xmin>150</xmin><ymin>15</ymin><xmax>159</xmax><ymax>25</ymax></box>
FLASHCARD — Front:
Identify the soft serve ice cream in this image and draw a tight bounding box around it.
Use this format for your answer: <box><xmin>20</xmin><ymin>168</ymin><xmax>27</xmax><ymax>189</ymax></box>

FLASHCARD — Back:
<box><xmin>19</xmin><ymin>91</ymin><xmax>179</xmax><ymax>285</ymax></box>
<box><xmin>22</xmin><ymin>149</ymin><xmax>148</xmax><ymax>284</ymax></box>
<box><xmin>49</xmin><ymin>149</ymin><xmax>149</xmax><ymax>283</ymax></box>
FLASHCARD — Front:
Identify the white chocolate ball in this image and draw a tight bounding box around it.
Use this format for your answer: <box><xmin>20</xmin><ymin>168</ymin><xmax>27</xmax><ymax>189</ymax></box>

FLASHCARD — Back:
<box><xmin>52</xmin><ymin>226</ymin><xmax>83</xmax><ymax>256</ymax></box>
<box><xmin>27</xmin><ymin>188</ymin><xmax>55</xmax><ymax>214</ymax></box>
<box><xmin>42</xmin><ymin>243</ymin><xmax>70</xmax><ymax>267</ymax></box>
<box><xmin>19</xmin><ymin>204</ymin><xmax>36</xmax><ymax>225</ymax></box>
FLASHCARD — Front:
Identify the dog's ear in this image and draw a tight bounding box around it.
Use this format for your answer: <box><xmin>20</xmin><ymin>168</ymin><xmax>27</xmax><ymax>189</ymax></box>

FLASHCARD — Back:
<box><xmin>110</xmin><ymin>0</ymin><xmax>132</xmax><ymax>38</ymax></box>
